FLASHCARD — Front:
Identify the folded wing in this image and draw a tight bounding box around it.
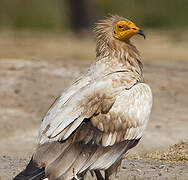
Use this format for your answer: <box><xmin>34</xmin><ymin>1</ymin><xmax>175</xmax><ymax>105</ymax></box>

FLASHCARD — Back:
<box><xmin>34</xmin><ymin>72</ymin><xmax>152</xmax><ymax>179</ymax></box>
<box><xmin>38</xmin><ymin>71</ymin><xmax>144</xmax><ymax>145</ymax></box>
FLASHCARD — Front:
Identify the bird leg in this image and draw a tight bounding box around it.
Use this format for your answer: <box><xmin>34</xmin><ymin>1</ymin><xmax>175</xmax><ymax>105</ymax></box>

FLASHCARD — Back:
<box><xmin>105</xmin><ymin>160</ymin><xmax>122</xmax><ymax>180</ymax></box>
<box><xmin>94</xmin><ymin>170</ymin><xmax>105</xmax><ymax>180</ymax></box>
<box><xmin>104</xmin><ymin>170</ymin><xmax>112</xmax><ymax>180</ymax></box>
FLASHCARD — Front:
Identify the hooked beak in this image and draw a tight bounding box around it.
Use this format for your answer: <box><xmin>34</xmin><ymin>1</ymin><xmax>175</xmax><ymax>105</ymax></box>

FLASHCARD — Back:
<box><xmin>136</xmin><ymin>29</ymin><xmax>146</xmax><ymax>39</ymax></box>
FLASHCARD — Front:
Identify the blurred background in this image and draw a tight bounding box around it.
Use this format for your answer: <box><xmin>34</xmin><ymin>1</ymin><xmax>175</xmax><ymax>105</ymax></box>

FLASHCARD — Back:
<box><xmin>0</xmin><ymin>1</ymin><xmax>188</xmax><ymax>179</ymax></box>
<box><xmin>1</xmin><ymin>0</ymin><xmax>188</xmax><ymax>30</ymax></box>
<box><xmin>0</xmin><ymin>0</ymin><xmax>188</xmax><ymax>61</ymax></box>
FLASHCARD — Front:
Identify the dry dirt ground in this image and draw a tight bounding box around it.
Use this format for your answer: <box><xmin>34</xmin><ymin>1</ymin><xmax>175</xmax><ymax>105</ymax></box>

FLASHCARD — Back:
<box><xmin>0</xmin><ymin>31</ymin><xmax>188</xmax><ymax>179</ymax></box>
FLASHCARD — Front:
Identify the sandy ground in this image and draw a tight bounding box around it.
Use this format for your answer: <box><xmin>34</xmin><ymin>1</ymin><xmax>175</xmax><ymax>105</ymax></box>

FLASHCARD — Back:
<box><xmin>0</xmin><ymin>31</ymin><xmax>188</xmax><ymax>179</ymax></box>
<box><xmin>1</xmin><ymin>155</ymin><xmax>188</xmax><ymax>180</ymax></box>
<box><xmin>0</xmin><ymin>58</ymin><xmax>187</xmax><ymax>180</ymax></box>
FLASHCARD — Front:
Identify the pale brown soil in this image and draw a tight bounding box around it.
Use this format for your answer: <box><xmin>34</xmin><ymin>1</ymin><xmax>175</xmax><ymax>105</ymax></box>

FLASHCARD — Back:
<box><xmin>0</xmin><ymin>31</ymin><xmax>188</xmax><ymax>179</ymax></box>
<box><xmin>1</xmin><ymin>155</ymin><xmax>188</xmax><ymax>180</ymax></box>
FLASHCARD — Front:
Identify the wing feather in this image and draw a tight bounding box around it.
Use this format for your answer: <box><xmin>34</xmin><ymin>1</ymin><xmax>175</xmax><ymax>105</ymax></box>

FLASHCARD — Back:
<box><xmin>38</xmin><ymin>76</ymin><xmax>91</xmax><ymax>139</ymax></box>
<box><xmin>39</xmin><ymin>69</ymin><xmax>152</xmax><ymax>147</ymax></box>
<box><xmin>63</xmin><ymin>116</ymin><xmax>85</xmax><ymax>140</ymax></box>
<box><xmin>91</xmin><ymin>82</ymin><xmax>152</xmax><ymax>146</ymax></box>
<box><xmin>39</xmin><ymin>72</ymin><xmax>134</xmax><ymax>144</ymax></box>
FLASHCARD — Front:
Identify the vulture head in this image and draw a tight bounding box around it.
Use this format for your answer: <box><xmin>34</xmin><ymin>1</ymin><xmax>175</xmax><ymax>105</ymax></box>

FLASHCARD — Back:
<box><xmin>94</xmin><ymin>15</ymin><xmax>145</xmax><ymax>59</ymax></box>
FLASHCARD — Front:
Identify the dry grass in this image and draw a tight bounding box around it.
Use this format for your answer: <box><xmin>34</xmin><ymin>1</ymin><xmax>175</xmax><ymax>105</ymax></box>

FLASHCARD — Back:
<box><xmin>126</xmin><ymin>140</ymin><xmax>188</xmax><ymax>162</ymax></box>
<box><xmin>145</xmin><ymin>140</ymin><xmax>188</xmax><ymax>162</ymax></box>
<box><xmin>0</xmin><ymin>29</ymin><xmax>188</xmax><ymax>62</ymax></box>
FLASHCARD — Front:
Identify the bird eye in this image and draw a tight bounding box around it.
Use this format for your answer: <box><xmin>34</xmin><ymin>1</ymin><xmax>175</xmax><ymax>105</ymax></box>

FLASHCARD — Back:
<box><xmin>118</xmin><ymin>25</ymin><xmax>123</xmax><ymax>29</ymax></box>
<box><xmin>132</xmin><ymin>28</ymin><xmax>137</xmax><ymax>30</ymax></box>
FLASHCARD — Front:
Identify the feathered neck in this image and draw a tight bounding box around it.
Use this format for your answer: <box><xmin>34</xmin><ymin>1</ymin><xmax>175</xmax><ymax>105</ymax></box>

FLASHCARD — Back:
<box><xmin>94</xmin><ymin>15</ymin><xmax>143</xmax><ymax>76</ymax></box>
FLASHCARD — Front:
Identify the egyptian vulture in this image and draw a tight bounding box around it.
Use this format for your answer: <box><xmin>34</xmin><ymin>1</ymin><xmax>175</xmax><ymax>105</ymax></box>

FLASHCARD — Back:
<box><xmin>14</xmin><ymin>15</ymin><xmax>152</xmax><ymax>180</ymax></box>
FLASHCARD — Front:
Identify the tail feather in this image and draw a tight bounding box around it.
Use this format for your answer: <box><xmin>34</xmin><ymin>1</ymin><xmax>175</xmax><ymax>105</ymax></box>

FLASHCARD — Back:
<box><xmin>13</xmin><ymin>157</ymin><xmax>45</xmax><ymax>180</ymax></box>
<box><xmin>58</xmin><ymin>142</ymin><xmax>99</xmax><ymax>180</ymax></box>
<box><xmin>19</xmin><ymin>122</ymin><xmax>141</xmax><ymax>180</ymax></box>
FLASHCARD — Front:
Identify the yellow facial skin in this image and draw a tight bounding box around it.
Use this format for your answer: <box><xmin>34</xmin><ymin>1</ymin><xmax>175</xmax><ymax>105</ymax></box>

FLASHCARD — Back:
<box><xmin>113</xmin><ymin>20</ymin><xmax>144</xmax><ymax>42</ymax></box>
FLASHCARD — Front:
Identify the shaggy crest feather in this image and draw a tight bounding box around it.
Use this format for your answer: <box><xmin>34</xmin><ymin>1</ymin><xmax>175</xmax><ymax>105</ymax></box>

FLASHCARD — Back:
<box><xmin>94</xmin><ymin>15</ymin><xmax>143</xmax><ymax>76</ymax></box>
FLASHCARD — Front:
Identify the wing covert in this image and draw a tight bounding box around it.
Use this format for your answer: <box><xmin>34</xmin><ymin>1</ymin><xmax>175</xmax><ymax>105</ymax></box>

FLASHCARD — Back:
<box><xmin>91</xmin><ymin>82</ymin><xmax>152</xmax><ymax>146</ymax></box>
<box><xmin>38</xmin><ymin>72</ymin><xmax>134</xmax><ymax>144</ymax></box>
